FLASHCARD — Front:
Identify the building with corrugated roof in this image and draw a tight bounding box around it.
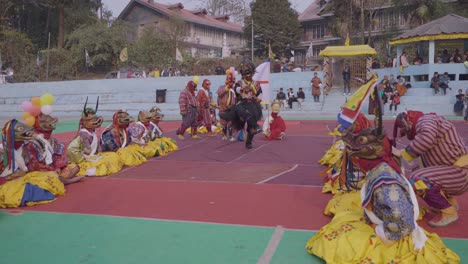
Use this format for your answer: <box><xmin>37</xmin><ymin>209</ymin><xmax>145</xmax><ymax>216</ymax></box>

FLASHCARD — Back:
<box><xmin>118</xmin><ymin>0</ymin><xmax>245</xmax><ymax>59</ymax></box>
<box><xmin>294</xmin><ymin>0</ymin><xmax>340</xmax><ymax>68</ymax></box>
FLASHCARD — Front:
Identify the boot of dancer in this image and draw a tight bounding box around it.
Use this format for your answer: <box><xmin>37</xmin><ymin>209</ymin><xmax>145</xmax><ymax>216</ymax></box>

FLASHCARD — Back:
<box><xmin>423</xmin><ymin>185</ymin><xmax>459</xmax><ymax>227</ymax></box>
<box><xmin>191</xmin><ymin>127</ymin><xmax>201</xmax><ymax>139</ymax></box>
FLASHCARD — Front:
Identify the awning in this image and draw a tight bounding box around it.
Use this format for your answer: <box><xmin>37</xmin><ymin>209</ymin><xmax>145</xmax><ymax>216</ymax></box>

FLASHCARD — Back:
<box><xmin>319</xmin><ymin>45</ymin><xmax>377</xmax><ymax>57</ymax></box>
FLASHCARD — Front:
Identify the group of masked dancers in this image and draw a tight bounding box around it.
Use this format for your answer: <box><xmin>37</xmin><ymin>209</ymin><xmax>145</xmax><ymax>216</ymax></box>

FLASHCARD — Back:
<box><xmin>308</xmin><ymin>76</ymin><xmax>467</xmax><ymax>263</ymax></box>
<box><xmin>176</xmin><ymin>61</ymin><xmax>286</xmax><ymax>149</ymax></box>
<box><xmin>1</xmin><ymin>62</ymin><xmax>465</xmax><ymax>263</ymax></box>
<box><xmin>0</xmin><ymin>99</ymin><xmax>177</xmax><ymax>208</ymax></box>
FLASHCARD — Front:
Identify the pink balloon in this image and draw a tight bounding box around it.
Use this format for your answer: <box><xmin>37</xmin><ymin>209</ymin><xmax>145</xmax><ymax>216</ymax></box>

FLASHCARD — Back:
<box><xmin>29</xmin><ymin>105</ymin><xmax>41</xmax><ymax>116</ymax></box>
<box><xmin>21</xmin><ymin>101</ymin><xmax>32</xmax><ymax>111</ymax></box>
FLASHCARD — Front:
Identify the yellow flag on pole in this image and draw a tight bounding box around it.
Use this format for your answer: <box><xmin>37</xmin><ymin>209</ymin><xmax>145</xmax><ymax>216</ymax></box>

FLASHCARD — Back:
<box><xmin>268</xmin><ymin>42</ymin><xmax>275</xmax><ymax>59</ymax></box>
<box><xmin>120</xmin><ymin>47</ymin><xmax>128</xmax><ymax>62</ymax></box>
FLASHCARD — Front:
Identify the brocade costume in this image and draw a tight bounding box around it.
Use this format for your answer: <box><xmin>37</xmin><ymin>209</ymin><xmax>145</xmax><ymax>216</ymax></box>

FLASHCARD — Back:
<box><xmin>66</xmin><ymin>98</ymin><xmax>122</xmax><ymax>176</ymax></box>
<box><xmin>306</xmin><ymin>83</ymin><xmax>460</xmax><ymax>263</ymax></box>
<box><xmin>0</xmin><ymin>119</ymin><xmax>65</xmax><ymax>208</ymax></box>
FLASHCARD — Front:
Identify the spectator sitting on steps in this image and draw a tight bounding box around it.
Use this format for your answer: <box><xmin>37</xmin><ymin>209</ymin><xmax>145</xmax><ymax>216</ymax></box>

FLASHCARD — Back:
<box><xmin>276</xmin><ymin>88</ymin><xmax>287</xmax><ymax>110</ymax></box>
<box><xmin>297</xmin><ymin>88</ymin><xmax>305</xmax><ymax>110</ymax></box>
<box><xmin>287</xmin><ymin>88</ymin><xmax>297</xmax><ymax>109</ymax></box>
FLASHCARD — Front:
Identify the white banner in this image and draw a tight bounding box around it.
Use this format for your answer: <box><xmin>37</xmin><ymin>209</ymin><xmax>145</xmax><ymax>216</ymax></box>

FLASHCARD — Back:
<box><xmin>253</xmin><ymin>60</ymin><xmax>271</xmax><ymax>104</ymax></box>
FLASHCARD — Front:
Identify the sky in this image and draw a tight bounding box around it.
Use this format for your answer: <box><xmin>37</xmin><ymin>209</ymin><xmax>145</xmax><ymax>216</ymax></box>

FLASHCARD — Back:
<box><xmin>102</xmin><ymin>0</ymin><xmax>312</xmax><ymax>18</ymax></box>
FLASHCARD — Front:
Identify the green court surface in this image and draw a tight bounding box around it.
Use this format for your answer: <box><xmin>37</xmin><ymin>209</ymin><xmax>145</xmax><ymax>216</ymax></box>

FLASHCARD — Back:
<box><xmin>1</xmin><ymin>211</ymin><xmax>466</xmax><ymax>264</ymax></box>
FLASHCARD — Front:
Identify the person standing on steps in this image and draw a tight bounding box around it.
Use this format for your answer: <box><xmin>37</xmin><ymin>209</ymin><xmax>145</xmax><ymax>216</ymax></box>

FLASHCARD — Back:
<box><xmin>342</xmin><ymin>63</ymin><xmax>351</xmax><ymax>96</ymax></box>
<box><xmin>311</xmin><ymin>71</ymin><xmax>322</xmax><ymax>102</ymax></box>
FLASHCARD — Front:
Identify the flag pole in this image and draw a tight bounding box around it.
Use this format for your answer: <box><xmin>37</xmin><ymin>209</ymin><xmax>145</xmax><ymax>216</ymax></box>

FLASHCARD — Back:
<box><xmin>46</xmin><ymin>32</ymin><xmax>50</xmax><ymax>82</ymax></box>
<box><xmin>251</xmin><ymin>19</ymin><xmax>254</xmax><ymax>61</ymax></box>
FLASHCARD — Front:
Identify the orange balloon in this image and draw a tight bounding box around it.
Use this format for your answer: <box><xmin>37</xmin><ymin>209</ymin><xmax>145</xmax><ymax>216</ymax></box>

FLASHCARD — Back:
<box><xmin>22</xmin><ymin>112</ymin><xmax>33</xmax><ymax>120</ymax></box>
<box><xmin>24</xmin><ymin>116</ymin><xmax>35</xmax><ymax>126</ymax></box>
<box><xmin>31</xmin><ymin>97</ymin><xmax>41</xmax><ymax>107</ymax></box>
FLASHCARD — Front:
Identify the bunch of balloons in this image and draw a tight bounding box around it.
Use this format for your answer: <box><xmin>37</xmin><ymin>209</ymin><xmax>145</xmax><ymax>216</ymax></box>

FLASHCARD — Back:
<box><xmin>20</xmin><ymin>93</ymin><xmax>55</xmax><ymax>126</ymax></box>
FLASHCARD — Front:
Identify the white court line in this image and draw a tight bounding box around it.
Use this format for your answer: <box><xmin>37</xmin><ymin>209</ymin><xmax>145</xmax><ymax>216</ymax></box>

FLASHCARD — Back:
<box><xmin>177</xmin><ymin>138</ymin><xmax>208</xmax><ymax>150</ymax></box>
<box><xmin>257</xmin><ymin>225</ymin><xmax>285</xmax><ymax>264</ymax></box>
<box><xmin>145</xmin><ymin>159</ymin><xmax>323</xmax><ymax>167</ymax></box>
<box><xmin>91</xmin><ymin>176</ymin><xmax>326</xmax><ymax>188</ymax></box>
<box><xmin>256</xmin><ymin>164</ymin><xmax>299</xmax><ymax>184</ymax></box>
<box><xmin>227</xmin><ymin>142</ymin><xmax>272</xmax><ymax>164</ymax></box>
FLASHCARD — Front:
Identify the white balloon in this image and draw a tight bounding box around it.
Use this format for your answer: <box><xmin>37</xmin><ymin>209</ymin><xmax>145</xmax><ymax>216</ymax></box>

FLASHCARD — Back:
<box><xmin>41</xmin><ymin>105</ymin><xmax>53</xmax><ymax>115</ymax></box>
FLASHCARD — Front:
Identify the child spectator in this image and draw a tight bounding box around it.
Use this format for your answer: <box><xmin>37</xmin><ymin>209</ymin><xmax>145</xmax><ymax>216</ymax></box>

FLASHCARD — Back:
<box><xmin>430</xmin><ymin>72</ymin><xmax>440</xmax><ymax>95</ymax></box>
<box><xmin>454</xmin><ymin>89</ymin><xmax>465</xmax><ymax>116</ymax></box>
<box><xmin>390</xmin><ymin>91</ymin><xmax>401</xmax><ymax>116</ymax></box>
<box><xmin>439</xmin><ymin>72</ymin><xmax>451</xmax><ymax>95</ymax></box>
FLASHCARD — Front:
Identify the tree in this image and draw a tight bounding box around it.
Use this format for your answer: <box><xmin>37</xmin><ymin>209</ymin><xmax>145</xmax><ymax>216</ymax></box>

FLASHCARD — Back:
<box><xmin>391</xmin><ymin>0</ymin><xmax>448</xmax><ymax>28</ymax></box>
<box><xmin>65</xmin><ymin>20</ymin><xmax>130</xmax><ymax>74</ymax></box>
<box><xmin>129</xmin><ymin>27</ymin><xmax>174</xmax><ymax>69</ymax></box>
<box><xmin>245</xmin><ymin>0</ymin><xmax>301</xmax><ymax>59</ymax></box>
<box><xmin>201</xmin><ymin>0</ymin><xmax>248</xmax><ymax>25</ymax></box>
<box><xmin>0</xmin><ymin>30</ymin><xmax>38</xmax><ymax>82</ymax></box>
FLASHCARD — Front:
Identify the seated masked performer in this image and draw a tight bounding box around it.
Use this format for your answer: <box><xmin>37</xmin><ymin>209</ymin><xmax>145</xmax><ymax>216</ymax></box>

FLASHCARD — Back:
<box><xmin>217</xmin><ymin>68</ymin><xmax>237</xmax><ymax>141</ymax></box>
<box><xmin>262</xmin><ymin>100</ymin><xmax>286</xmax><ymax>140</ymax></box>
<box><xmin>24</xmin><ymin>113</ymin><xmax>83</xmax><ymax>184</ymax></box>
<box><xmin>230</xmin><ymin>61</ymin><xmax>263</xmax><ymax>149</ymax></box>
<box><xmin>393</xmin><ymin>111</ymin><xmax>467</xmax><ymax>227</ymax></box>
<box><xmin>128</xmin><ymin>110</ymin><xmax>162</xmax><ymax>158</ymax></box>
<box><xmin>67</xmin><ymin>98</ymin><xmax>123</xmax><ymax>176</ymax></box>
<box><xmin>306</xmin><ymin>83</ymin><xmax>460</xmax><ymax>264</ymax></box>
<box><xmin>148</xmin><ymin>106</ymin><xmax>178</xmax><ymax>154</ymax></box>
<box><xmin>100</xmin><ymin>110</ymin><xmax>147</xmax><ymax>167</ymax></box>
<box><xmin>0</xmin><ymin>119</ymin><xmax>65</xmax><ymax>208</ymax></box>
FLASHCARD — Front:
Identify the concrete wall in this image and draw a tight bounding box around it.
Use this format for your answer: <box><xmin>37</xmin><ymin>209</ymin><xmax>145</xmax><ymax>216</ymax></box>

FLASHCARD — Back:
<box><xmin>0</xmin><ymin>71</ymin><xmax>319</xmax><ymax>119</ymax></box>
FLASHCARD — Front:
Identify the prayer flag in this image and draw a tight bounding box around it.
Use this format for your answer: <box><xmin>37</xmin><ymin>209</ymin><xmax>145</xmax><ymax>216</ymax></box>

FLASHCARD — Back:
<box><xmin>337</xmin><ymin>75</ymin><xmax>378</xmax><ymax>130</ymax></box>
<box><xmin>120</xmin><ymin>47</ymin><xmax>128</xmax><ymax>62</ymax></box>
<box><xmin>345</xmin><ymin>33</ymin><xmax>350</xmax><ymax>46</ymax></box>
<box><xmin>268</xmin><ymin>42</ymin><xmax>275</xmax><ymax>59</ymax></box>
<box><xmin>305</xmin><ymin>42</ymin><xmax>313</xmax><ymax>65</ymax></box>
<box><xmin>176</xmin><ymin>48</ymin><xmax>183</xmax><ymax>62</ymax></box>
<box><xmin>85</xmin><ymin>49</ymin><xmax>93</xmax><ymax>67</ymax></box>
<box><xmin>253</xmin><ymin>59</ymin><xmax>271</xmax><ymax>104</ymax></box>
<box><xmin>36</xmin><ymin>51</ymin><xmax>43</xmax><ymax>67</ymax></box>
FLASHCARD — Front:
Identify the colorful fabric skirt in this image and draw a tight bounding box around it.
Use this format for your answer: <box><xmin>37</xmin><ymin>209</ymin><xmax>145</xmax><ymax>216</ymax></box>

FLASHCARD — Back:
<box><xmin>73</xmin><ymin>152</ymin><xmax>123</xmax><ymax>177</ymax></box>
<box><xmin>116</xmin><ymin>144</ymin><xmax>148</xmax><ymax>166</ymax></box>
<box><xmin>159</xmin><ymin>137</ymin><xmax>178</xmax><ymax>153</ymax></box>
<box><xmin>0</xmin><ymin>171</ymin><xmax>65</xmax><ymax>208</ymax></box>
<box><xmin>306</xmin><ymin>192</ymin><xmax>459</xmax><ymax>264</ymax></box>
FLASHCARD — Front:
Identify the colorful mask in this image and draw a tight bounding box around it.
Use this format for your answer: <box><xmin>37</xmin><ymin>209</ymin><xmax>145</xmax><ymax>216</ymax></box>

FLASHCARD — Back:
<box><xmin>149</xmin><ymin>107</ymin><xmax>164</xmax><ymax>124</ymax></box>
<box><xmin>186</xmin><ymin>80</ymin><xmax>197</xmax><ymax>93</ymax></box>
<box><xmin>202</xmin><ymin>79</ymin><xmax>211</xmax><ymax>90</ymax></box>
<box><xmin>80</xmin><ymin>97</ymin><xmax>103</xmax><ymax>129</ymax></box>
<box><xmin>225</xmin><ymin>69</ymin><xmax>236</xmax><ymax>87</ymax></box>
<box><xmin>138</xmin><ymin>110</ymin><xmax>154</xmax><ymax>124</ymax></box>
<box><xmin>342</xmin><ymin>128</ymin><xmax>385</xmax><ymax>160</ymax></box>
<box><xmin>113</xmin><ymin>110</ymin><xmax>134</xmax><ymax>128</ymax></box>
<box><xmin>35</xmin><ymin>113</ymin><xmax>58</xmax><ymax>133</ymax></box>
<box><xmin>393</xmin><ymin>111</ymin><xmax>424</xmax><ymax>141</ymax></box>
<box><xmin>239</xmin><ymin>61</ymin><xmax>255</xmax><ymax>81</ymax></box>
<box><xmin>2</xmin><ymin>119</ymin><xmax>35</xmax><ymax>171</ymax></box>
